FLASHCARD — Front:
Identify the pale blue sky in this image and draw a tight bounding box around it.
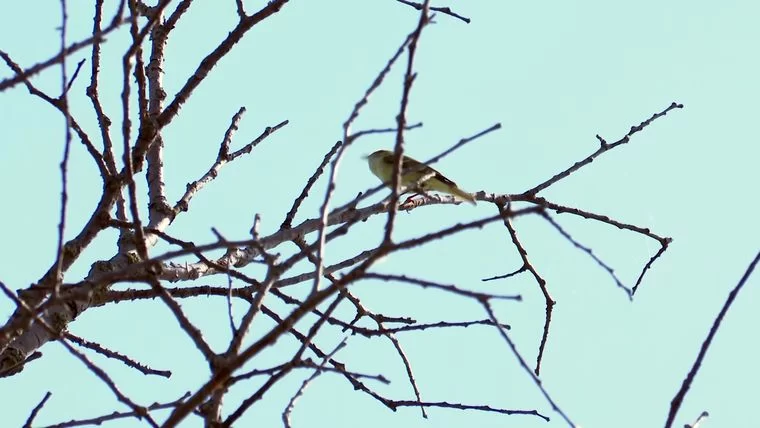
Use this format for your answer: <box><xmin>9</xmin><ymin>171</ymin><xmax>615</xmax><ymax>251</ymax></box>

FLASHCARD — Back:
<box><xmin>1</xmin><ymin>1</ymin><xmax>759</xmax><ymax>427</ymax></box>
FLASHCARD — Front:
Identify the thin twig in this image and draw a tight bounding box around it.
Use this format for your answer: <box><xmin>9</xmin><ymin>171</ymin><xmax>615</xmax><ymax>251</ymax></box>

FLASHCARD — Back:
<box><xmin>65</xmin><ymin>332</ymin><xmax>171</xmax><ymax>377</ymax></box>
<box><xmin>86</xmin><ymin>0</ymin><xmax>117</xmax><ymax>177</ymax></box>
<box><xmin>23</xmin><ymin>391</ymin><xmax>52</xmax><ymax>428</ymax></box>
<box><xmin>63</xmin><ymin>59</ymin><xmax>85</xmax><ymax>95</ymax></box>
<box><xmin>347</xmin><ymin>122</ymin><xmax>423</xmax><ymax>143</ymax></box>
<box><xmin>685</xmin><ymin>411</ymin><xmax>709</xmax><ymax>428</ymax></box>
<box><xmin>174</xmin><ymin>119</ymin><xmax>288</xmax><ymax>215</ymax></box>
<box><xmin>281</xmin><ymin>140</ymin><xmax>342</xmax><ymax>230</ymax></box>
<box><xmin>226</xmin><ymin>272</ymin><xmax>237</xmax><ymax>335</ymax></box>
<box><xmin>541</xmin><ymin>212</ymin><xmax>632</xmax><ymax>299</ymax></box>
<box><xmin>394</xmin><ymin>0</ymin><xmax>471</xmax><ymax>23</ymax></box>
<box><xmin>632</xmin><ymin>242</ymin><xmax>670</xmax><ymax>295</ymax></box>
<box><xmin>54</xmin><ymin>0</ymin><xmax>72</xmax><ymax>298</ymax></box>
<box><xmin>233</xmin><ymin>358</ymin><xmax>386</xmax><ymax>384</ymax></box>
<box><xmin>482</xmin><ymin>301</ymin><xmax>574</xmax><ymax>427</ymax></box>
<box><xmin>364</xmin><ymin>273</ymin><xmax>522</xmax><ymax>301</ymax></box>
<box><xmin>392</xmin><ymin>400</ymin><xmax>549</xmax><ymax>421</ymax></box>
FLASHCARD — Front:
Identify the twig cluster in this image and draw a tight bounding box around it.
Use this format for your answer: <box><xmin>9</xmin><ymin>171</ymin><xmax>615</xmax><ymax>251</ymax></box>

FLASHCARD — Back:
<box><xmin>0</xmin><ymin>1</ymin><xmax>709</xmax><ymax>428</ymax></box>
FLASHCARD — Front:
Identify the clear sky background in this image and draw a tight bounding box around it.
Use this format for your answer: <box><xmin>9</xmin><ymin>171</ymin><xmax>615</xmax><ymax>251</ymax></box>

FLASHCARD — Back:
<box><xmin>1</xmin><ymin>1</ymin><xmax>759</xmax><ymax>427</ymax></box>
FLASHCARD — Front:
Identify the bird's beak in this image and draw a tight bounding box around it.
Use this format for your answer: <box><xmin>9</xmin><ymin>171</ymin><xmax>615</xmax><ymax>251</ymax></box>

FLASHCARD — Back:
<box><xmin>362</xmin><ymin>153</ymin><xmax>371</xmax><ymax>160</ymax></box>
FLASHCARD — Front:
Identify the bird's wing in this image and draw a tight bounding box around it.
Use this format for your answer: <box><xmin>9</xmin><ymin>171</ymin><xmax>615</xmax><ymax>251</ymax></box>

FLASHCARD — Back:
<box><xmin>380</xmin><ymin>152</ymin><xmax>459</xmax><ymax>187</ymax></box>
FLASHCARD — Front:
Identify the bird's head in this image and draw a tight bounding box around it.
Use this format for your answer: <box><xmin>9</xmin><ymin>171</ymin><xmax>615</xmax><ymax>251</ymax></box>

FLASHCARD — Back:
<box><xmin>364</xmin><ymin>150</ymin><xmax>392</xmax><ymax>161</ymax></box>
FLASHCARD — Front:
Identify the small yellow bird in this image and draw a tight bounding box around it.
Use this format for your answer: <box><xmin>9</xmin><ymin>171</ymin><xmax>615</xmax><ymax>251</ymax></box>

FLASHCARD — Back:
<box><xmin>366</xmin><ymin>150</ymin><xmax>476</xmax><ymax>205</ymax></box>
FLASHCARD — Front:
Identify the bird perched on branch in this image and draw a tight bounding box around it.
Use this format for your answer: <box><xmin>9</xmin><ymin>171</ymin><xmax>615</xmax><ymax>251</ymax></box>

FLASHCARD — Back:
<box><xmin>366</xmin><ymin>150</ymin><xmax>476</xmax><ymax>205</ymax></box>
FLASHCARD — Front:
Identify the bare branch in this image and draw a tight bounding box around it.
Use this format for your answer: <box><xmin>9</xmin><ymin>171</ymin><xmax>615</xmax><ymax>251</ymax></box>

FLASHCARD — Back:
<box><xmin>522</xmin><ymin>102</ymin><xmax>684</xmax><ymax>196</ymax></box>
<box><xmin>235</xmin><ymin>0</ymin><xmax>246</xmax><ymax>19</ymax></box>
<box><xmin>233</xmin><ymin>358</ymin><xmax>387</xmax><ymax>384</ymax></box>
<box><xmin>664</xmin><ymin>251</ymin><xmax>760</xmax><ymax>428</ymax></box>
<box><xmin>41</xmin><ymin>392</ymin><xmax>191</xmax><ymax>428</ymax></box>
<box><xmin>385</xmin><ymin>1</ymin><xmax>431</xmax><ymax>245</ymax></box>
<box><xmin>87</xmin><ymin>0</ymin><xmax>118</xmax><ymax>176</ymax></box>
<box><xmin>0</xmin><ymin>51</ymin><xmax>108</xmax><ymax>179</ymax></box>
<box><xmin>0</xmin><ymin>2</ymin><xmax>693</xmax><ymax>425</ymax></box>
<box><xmin>495</xmin><ymin>201</ymin><xmax>554</xmax><ymax>376</ymax></box>
<box><xmin>0</xmin><ymin>282</ymin><xmax>156</xmax><ymax>425</ymax></box>
<box><xmin>0</xmin><ymin>18</ymin><xmax>130</xmax><ymax>92</ymax></box>
<box><xmin>152</xmin><ymin>0</ymin><xmax>291</xmax><ymax>132</ymax></box>
<box><xmin>54</xmin><ymin>0</ymin><xmax>72</xmax><ymax>299</ymax></box>
<box><xmin>282</xmin><ymin>338</ymin><xmax>348</xmax><ymax>428</ymax></box>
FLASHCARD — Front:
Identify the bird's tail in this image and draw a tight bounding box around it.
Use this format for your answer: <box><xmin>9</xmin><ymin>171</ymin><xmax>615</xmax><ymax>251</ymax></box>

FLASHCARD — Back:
<box><xmin>450</xmin><ymin>186</ymin><xmax>476</xmax><ymax>205</ymax></box>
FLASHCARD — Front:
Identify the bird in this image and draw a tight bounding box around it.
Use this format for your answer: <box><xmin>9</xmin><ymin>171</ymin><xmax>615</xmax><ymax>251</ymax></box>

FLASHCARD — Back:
<box><xmin>366</xmin><ymin>150</ymin><xmax>476</xmax><ymax>205</ymax></box>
